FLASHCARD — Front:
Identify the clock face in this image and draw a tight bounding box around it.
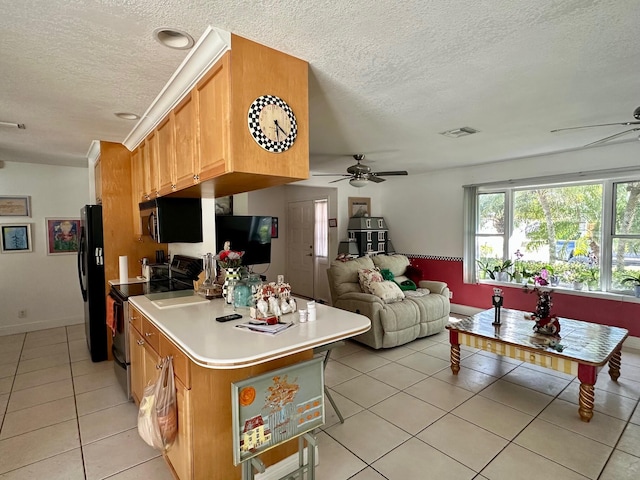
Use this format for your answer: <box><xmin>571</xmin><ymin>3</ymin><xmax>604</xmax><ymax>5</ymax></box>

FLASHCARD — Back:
<box><xmin>248</xmin><ymin>95</ymin><xmax>297</xmax><ymax>153</ymax></box>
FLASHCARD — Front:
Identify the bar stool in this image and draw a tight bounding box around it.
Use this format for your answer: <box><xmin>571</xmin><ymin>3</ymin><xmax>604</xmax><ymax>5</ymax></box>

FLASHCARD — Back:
<box><xmin>313</xmin><ymin>340</ymin><xmax>346</xmax><ymax>424</ymax></box>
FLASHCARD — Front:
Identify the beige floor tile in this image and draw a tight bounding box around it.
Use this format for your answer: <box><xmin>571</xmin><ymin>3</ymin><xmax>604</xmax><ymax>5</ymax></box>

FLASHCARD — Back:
<box><xmin>16</xmin><ymin>353</ymin><xmax>69</xmax><ymax>375</ymax></box>
<box><xmin>0</xmin><ymin>377</ymin><xmax>13</xmax><ymax>395</ymax></box>
<box><xmin>514</xmin><ymin>418</ymin><xmax>612</xmax><ymax>479</ymax></box>
<box><xmin>479</xmin><ymin>379</ymin><xmax>553</xmax><ymax>415</ymax></box>
<box><xmin>404</xmin><ymin>336</ymin><xmax>440</xmax><ymax>351</ymax></box>
<box><xmin>321</xmin><ymin>390</ymin><xmax>364</xmax><ymax>428</ymax></box>
<box><xmin>336</xmin><ymin>351</ymin><xmax>391</xmax><ymax>373</ymax></box>
<box><xmin>481</xmin><ymin>443</ymin><xmax>589</xmax><ymax>480</ymax></box>
<box><xmin>19</xmin><ymin>342</ymin><xmax>68</xmax><ymax>361</ymax></box>
<box><xmin>75</xmin><ymin>383</ymin><xmax>129</xmax><ymax>416</ymax></box>
<box><xmin>395</xmin><ymin>351</ymin><xmax>450</xmax><ymax>375</ymax></box>
<box><xmin>559</xmin><ymin>381</ymin><xmax>637</xmax><ymax>421</ymax></box>
<box><xmin>502</xmin><ymin>365</ymin><xmax>572</xmax><ymax>396</ymax></box>
<box><xmin>82</xmin><ymin>428</ymin><xmax>160</xmax><ymax>480</ymax></box>
<box><xmin>417</xmin><ymin>413</ymin><xmax>509</xmax><ymax>472</ymax></box>
<box><xmin>594</xmin><ymin>373</ymin><xmax>640</xmax><ymax>401</ymax></box>
<box><xmin>369</xmin><ymin>392</ymin><xmax>446</xmax><ymax>435</ymax></box>
<box><xmin>372</xmin><ymin>345</ymin><xmax>415</xmax><ymax>361</ymax></box>
<box><xmin>350</xmin><ymin>467</ymin><xmax>388</xmax><ymax>479</ymax></box>
<box><xmin>24</xmin><ymin>327</ymin><xmax>66</xmax><ymax>340</ymax></box>
<box><xmin>366</xmin><ymin>362</ymin><xmax>427</xmax><ymax>390</ymax></box>
<box><xmin>405</xmin><ymin>377</ymin><xmax>474</xmax><ymax>411</ymax></box>
<box><xmin>330</xmin><ymin>341</ymin><xmax>367</xmax><ymax>359</ymax></box>
<box><xmin>475</xmin><ymin>350</ymin><xmax>523</xmax><ymax>365</ymax></box>
<box><xmin>598</xmin><ymin>450</ymin><xmax>640</xmax><ymax>480</ymax></box>
<box><xmin>325</xmin><ymin>410</ymin><xmax>410</xmax><ymax>464</ymax></box>
<box><xmin>324</xmin><ymin>360</ymin><xmax>362</xmax><ymax>387</ymax></box>
<box><xmin>428</xmin><ymin>330</ymin><xmax>450</xmax><ymax>343</ymax></box>
<box><xmin>314</xmin><ymin>431</ymin><xmax>367</xmax><ymax>480</ymax></box>
<box><xmin>332</xmin><ymin>375</ymin><xmax>399</xmax><ymax>409</ymax></box>
<box><xmin>73</xmin><ymin>368</ymin><xmax>118</xmax><ymax>394</ymax></box>
<box><xmin>79</xmin><ymin>402</ymin><xmax>139</xmax><ymax>445</ymax></box>
<box><xmin>0</xmin><ymin>397</ymin><xmax>77</xmax><ymax>440</ymax></box>
<box><xmin>422</xmin><ymin>342</ymin><xmax>475</xmax><ymax>362</ymax></box>
<box><xmin>0</xmin><ymin>334</ymin><xmax>24</xmax><ymax>347</ymax></box>
<box><xmin>12</xmin><ymin>364</ymin><xmax>71</xmax><ymax>392</ymax></box>
<box><xmin>0</xmin><ymin>419</ymin><xmax>79</xmax><ymax>475</ymax></box>
<box><xmin>617</xmin><ymin>423</ymin><xmax>640</xmax><ymax>457</ymax></box>
<box><xmin>6</xmin><ymin>379</ymin><xmax>73</xmax><ymax>412</ymax></box>
<box><xmin>22</xmin><ymin>332</ymin><xmax>67</xmax><ymax>349</ymax></box>
<box><xmin>618</xmin><ymin>363</ymin><xmax>640</xmax><ymax>383</ymax></box>
<box><xmin>518</xmin><ymin>361</ymin><xmax>576</xmax><ymax>381</ymax></box>
<box><xmin>0</xmin><ymin>363</ymin><xmax>17</xmax><ymax>379</ymax></box>
<box><xmin>0</xmin><ymin>393</ymin><xmax>8</xmax><ymax>414</ymax></box>
<box><xmin>459</xmin><ymin>353</ymin><xmax>519</xmax><ymax>377</ymax></box>
<box><xmin>539</xmin><ymin>398</ymin><xmax>626</xmax><ymax>446</ymax></box>
<box><xmin>452</xmin><ymin>395</ymin><xmax>534</xmax><ymax>440</ymax></box>
<box><xmin>68</xmin><ymin>339</ymin><xmax>91</xmax><ymax>362</ymax></box>
<box><xmin>0</xmin><ymin>350</ymin><xmax>21</xmax><ymax>367</ymax></box>
<box><xmin>630</xmin><ymin>404</ymin><xmax>640</xmax><ymax>425</ymax></box>
<box><xmin>65</xmin><ymin>324</ymin><xmax>86</xmax><ymax>341</ymax></box>
<box><xmin>103</xmin><ymin>456</ymin><xmax>173</xmax><ymax>479</ymax></box>
<box><xmin>0</xmin><ymin>447</ymin><xmax>84</xmax><ymax>480</ymax></box>
<box><xmin>433</xmin><ymin>366</ymin><xmax>499</xmax><ymax>393</ymax></box>
<box><xmin>372</xmin><ymin>437</ymin><xmax>475</xmax><ymax>480</ymax></box>
<box><xmin>71</xmin><ymin>359</ymin><xmax>114</xmax><ymax>377</ymax></box>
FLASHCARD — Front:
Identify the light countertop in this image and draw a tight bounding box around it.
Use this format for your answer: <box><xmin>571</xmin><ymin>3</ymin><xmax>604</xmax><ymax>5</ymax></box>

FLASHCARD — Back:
<box><xmin>128</xmin><ymin>293</ymin><xmax>370</xmax><ymax>369</ymax></box>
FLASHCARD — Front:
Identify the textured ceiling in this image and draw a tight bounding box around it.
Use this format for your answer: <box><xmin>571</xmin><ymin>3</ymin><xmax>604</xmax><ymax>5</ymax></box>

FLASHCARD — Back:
<box><xmin>1</xmin><ymin>0</ymin><xmax>639</xmax><ymax>178</ymax></box>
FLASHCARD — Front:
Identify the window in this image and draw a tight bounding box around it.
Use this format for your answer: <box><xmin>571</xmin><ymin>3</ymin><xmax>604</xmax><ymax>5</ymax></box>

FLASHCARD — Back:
<box><xmin>464</xmin><ymin>174</ymin><xmax>640</xmax><ymax>295</ymax></box>
<box><xmin>314</xmin><ymin>199</ymin><xmax>328</xmax><ymax>258</ymax></box>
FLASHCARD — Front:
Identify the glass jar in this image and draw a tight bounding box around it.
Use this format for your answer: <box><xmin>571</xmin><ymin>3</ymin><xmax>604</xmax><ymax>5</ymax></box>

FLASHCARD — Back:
<box><xmin>198</xmin><ymin>253</ymin><xmax>218</xmax><ymax>300</ymax></box>
<box><xmin>233</xmin><ymin>274</ymin><xmax>252</xmax><ymax>308</ymax></box>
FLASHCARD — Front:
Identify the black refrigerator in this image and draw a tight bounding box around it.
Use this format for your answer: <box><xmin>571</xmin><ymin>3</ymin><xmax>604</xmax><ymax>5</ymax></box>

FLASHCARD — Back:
<box><xmin>77</xmin><ymin>205</ymin><xmax>108</xmax><ymax>362</ymax></box>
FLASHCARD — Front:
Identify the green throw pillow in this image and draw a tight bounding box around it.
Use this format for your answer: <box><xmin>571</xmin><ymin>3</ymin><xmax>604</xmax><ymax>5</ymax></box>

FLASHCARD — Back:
<box><xmin>380</xmin><ymin>269</ymin><xmax>395</xmax><ymax>281</ymax></box>
<box><xmin>396</xmin><ymin>279</ymin><xmax>417</xmax><ymax>291</ymax></box>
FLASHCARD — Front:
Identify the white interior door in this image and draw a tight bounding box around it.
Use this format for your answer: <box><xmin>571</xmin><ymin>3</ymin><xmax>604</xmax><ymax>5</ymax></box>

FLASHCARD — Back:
<box><xmin>286</xmin><ymin>200</ymin><xmax>314</xmax><ymax>298</ymax></box>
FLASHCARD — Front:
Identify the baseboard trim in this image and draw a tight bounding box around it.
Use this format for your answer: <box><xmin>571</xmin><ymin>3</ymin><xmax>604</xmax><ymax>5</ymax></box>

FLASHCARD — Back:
<box><xmin>0</xmin><ymin>316</ymin><xmax>83</xmax><ymax>336</ymax></box>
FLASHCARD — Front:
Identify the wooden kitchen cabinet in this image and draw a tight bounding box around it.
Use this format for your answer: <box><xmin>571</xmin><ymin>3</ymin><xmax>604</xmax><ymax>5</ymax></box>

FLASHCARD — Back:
<box><xmin>145</xmin><ymin>132</ymin><xmax>159</xmax><ymax>199</ymax></box>
<box><xmin>166</xmin><ymin>378</ymin><xmax>193</xmax><ymax>480</ymax></box>
<box><xmin>173</xmin><ymin>93</ymin><xmax>198</xmax><ymax>191</ymax></box>
<box><xmin>129</xmin><ymin>325</ymin><xmax>145</xmax><ymax>404</ymax></box>
<box><xmin>156</xmin><ymin>116</ymin><xmax>176</xmax><ymax>196</ymax></box>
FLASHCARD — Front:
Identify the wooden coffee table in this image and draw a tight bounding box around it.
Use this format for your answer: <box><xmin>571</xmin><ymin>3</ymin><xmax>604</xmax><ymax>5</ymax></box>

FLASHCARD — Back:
<box><xmin>446</xmin><ymin>308</ymin><xmax>629</xmax><ymax>422</ymax></box>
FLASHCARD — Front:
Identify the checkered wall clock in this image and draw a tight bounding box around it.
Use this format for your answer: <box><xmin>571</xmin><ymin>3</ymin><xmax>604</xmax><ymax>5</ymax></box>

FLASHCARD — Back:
<box><xmin>247</xmin><ymin>95</ymin><xmax>297</xmax><ymax>153</ymax></box>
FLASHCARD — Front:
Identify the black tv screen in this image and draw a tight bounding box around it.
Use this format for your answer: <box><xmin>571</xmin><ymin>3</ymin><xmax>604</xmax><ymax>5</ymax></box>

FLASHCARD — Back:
<box><xmin>215</xmin><ymin>215</ymin><xmax>272</xmax><ymax>266</ymax></box>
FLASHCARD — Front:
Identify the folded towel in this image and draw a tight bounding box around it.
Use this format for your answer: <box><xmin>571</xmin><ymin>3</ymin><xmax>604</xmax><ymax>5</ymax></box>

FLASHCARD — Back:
<box><xmin>106</xmin><ymin>295</ymin><xmax>116</xmax><ymax>337</ymax></box>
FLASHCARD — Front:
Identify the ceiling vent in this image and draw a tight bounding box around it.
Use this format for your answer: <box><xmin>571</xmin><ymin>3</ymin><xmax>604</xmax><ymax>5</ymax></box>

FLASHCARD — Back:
<box><xmin>440</xmin><ymin>126</ymin><xmax>479</xmax><ymax>138</ymax></box>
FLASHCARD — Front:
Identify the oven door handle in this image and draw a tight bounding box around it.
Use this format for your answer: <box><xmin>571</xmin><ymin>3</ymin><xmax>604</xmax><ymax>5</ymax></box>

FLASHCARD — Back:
<box><xmin>111</xmin><ymin>344</ymin><xmax>129</xmax><ymax>369</ymax></box>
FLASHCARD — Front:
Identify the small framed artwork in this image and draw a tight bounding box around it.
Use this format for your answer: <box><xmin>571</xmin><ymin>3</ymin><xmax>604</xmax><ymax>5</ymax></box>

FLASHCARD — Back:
<box><xmin>348</xmin><ymin>197</ymin><xmax>371</xmax><ymax>218</ymax></box>
<box><xmin>328</xmin><ymin>218</ymin><xmax>337</xmax><ymax>228</ymax></box>
<box><xmin>1</xmin><ymin>224</ymin><xmax>32</xmax><ymax>253</ymax></box>
<box><xmin>215</xmin><ymin>196</ymin><xmax>233</xmax><ymax>216</ymax></box>
<box><xmin>271</xmin><ymin>217</ymin><xmax>279</xmax><ymax>238</ymax></box>
<box><xmin>0</xmin><ymin>196</ymin><xmax>31</xmax><ymax>217</ymax></box>
<box><xmin>45</xmin><ymin>218</ymin><xmax>80</xmax><ymax>255</ymax></box>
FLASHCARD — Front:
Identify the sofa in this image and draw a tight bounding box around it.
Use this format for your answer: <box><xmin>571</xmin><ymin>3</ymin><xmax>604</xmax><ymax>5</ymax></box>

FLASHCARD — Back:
<box><xmin>326</xmin><ymin>254</ymin><xmax>450</xmax><ymax>349</ymax></box>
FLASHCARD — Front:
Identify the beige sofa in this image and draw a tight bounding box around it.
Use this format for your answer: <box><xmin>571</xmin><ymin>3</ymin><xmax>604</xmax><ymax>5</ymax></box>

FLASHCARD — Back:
<box><xmin>327</xmin><ymin>254</ymin><xmax>450</xmax><ymax>349</ymax></box>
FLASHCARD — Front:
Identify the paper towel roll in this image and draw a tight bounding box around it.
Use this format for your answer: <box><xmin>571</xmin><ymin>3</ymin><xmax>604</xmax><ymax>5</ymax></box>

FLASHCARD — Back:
<box><xmin>119</xmin><ymin>256</ymin><xmax>128</xmax><ymax>284</ymax></box>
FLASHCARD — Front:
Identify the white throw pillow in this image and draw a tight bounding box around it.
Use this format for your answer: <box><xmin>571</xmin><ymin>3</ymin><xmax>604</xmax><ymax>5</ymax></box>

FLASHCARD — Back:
<box><xmin>369</xmin><ymin>280</ymin><xmax>405</xmax><ymax>303</ymax></box>
<box><xmin>358</xmin><ymin>268</ymin><xmax>383</xmax><ymax>293</ymax></box>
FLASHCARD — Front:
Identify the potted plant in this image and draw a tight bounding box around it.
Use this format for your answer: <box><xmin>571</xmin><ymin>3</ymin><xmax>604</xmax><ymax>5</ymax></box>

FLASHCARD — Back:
<box><xmin>621</xmin><ymin>271</ymin><xmax>640</xmax><ymax>297</ymax></box>
<box><xmin>565</xmin><ymin>264</ymin><xmax>590</xmax><ymax>290</ymax></box>
<box><xmin>492</xmin><ymin>259</ymin><xmax>513</xmax><ymax>282</ymax></box>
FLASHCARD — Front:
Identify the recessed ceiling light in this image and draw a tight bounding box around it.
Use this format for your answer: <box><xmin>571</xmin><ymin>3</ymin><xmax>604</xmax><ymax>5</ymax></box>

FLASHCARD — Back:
<box><xmin>440</xmin><ymin>126</ymin><xmax>479</xmax><ymax>138</ymax></box>
<box><xmin>115</xmin><ymin>112</ymin><xmax>140</xmax><ymax>120</ymax></box>
<box><xmin>153</xmin><ymin>28</ymin><xmax>195</xmax><ymax>50</ymax></box>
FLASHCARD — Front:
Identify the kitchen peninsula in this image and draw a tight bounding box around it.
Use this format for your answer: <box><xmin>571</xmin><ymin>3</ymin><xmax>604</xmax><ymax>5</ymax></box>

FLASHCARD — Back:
<box><xmin>128</xmin><ymin>294</ymin><xmax>370</xmax><ymax>480</ymax></box>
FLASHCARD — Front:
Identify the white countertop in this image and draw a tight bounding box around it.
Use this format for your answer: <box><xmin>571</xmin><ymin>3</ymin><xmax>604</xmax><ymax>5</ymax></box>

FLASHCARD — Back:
<box><xmin>128</xmin><ymin>293</ymin><xmax>371</xmax><ymax>370</ymax></box>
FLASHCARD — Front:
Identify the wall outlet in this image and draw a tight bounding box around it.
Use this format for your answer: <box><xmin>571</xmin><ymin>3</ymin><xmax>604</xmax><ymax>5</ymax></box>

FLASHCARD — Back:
<box><xmin>18</xmin><ymin>309</ymin><xmax>27</xmax><ymax>318</ymax></box>
<box><xmin>449</xmin><ymin>291</ymin><xmax>453</xmax><ymax>299</ymax></box>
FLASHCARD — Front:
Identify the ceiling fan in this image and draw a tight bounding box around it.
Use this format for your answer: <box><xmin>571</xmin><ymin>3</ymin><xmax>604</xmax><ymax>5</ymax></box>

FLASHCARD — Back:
<box><xmin>551</xmin><ymin>106</ymin><xmax>640</xmax><ymax>147</ymax></box>
<box><xmin>312</xmin><ymin>154</ymin><xmax>408</xmax><ymax>187</ymax></box>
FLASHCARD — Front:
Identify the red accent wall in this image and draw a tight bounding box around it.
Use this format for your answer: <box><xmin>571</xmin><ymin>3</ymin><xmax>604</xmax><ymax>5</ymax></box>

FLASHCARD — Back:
<box><xmin>409</xmin><ymin>257</ymin><xmax>640</xmax><ymax>337</ymax></box>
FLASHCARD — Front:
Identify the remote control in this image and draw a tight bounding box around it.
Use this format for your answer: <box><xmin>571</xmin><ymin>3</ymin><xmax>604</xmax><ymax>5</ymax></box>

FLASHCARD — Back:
<box><xmin>216</xmin><ymin>313</ymin><xmax>242</xmax><ymax>322</ymax></box>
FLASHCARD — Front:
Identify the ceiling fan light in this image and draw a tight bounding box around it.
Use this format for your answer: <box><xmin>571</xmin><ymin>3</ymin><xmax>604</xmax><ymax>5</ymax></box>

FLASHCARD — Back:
<box><xmin>349</xmin><ymin>177</ymin><xmax>369</xmax><ymax>187</ymax></box>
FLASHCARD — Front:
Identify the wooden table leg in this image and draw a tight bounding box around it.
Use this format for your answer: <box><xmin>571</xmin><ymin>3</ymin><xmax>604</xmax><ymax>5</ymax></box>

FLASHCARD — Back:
<box><xmin>608</xmin><ymin>348</ymin><xmax>621</xmax><ymax>381</ymax></box>
<box><xmin>579</xmin><ymin>383</ymin><xmax>595</xmax><ymax>422</ymax></box>
<box><xmin>448</xmin><ymin>330</ymin><xmax>460</xmax><ymax>375</ymax></box>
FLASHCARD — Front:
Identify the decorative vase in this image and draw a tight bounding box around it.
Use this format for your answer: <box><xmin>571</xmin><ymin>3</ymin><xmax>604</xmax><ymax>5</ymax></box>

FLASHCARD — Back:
<box><xmin>222</xmin><ymin>267</ymin><xmax>241</xmax><ymax>304</ymax></box>
<box><xmin>572</xmin><ymin>281</ymin><xmax>584</xmax><ymax>291</ymax></box>
<box><xmin>497</xmin><ymin>271</ymin><xmax>509</xmax><ymax>282</ymax></box>
<box><xmin>513</xmin><ymin>272</ymin><xmax>522</xmax><ymax>283</ymax></box>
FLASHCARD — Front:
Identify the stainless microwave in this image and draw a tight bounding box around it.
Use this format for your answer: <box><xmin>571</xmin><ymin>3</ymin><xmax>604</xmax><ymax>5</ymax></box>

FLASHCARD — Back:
<box><xmin>139</xmin><ymin>198</ymin><xmax>203</xmax><ymax>243</ymax></box>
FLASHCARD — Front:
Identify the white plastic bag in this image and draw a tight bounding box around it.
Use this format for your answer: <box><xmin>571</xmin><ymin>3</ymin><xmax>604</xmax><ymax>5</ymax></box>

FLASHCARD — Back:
<box><xmin>137</xmin><ymin>356</ymin><xmax>177</xmax><ymax>451</ymax></box>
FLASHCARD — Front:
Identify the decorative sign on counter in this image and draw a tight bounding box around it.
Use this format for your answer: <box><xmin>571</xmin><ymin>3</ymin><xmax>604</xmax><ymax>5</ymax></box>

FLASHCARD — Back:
<box><xmin>231</xmin><ymin>357</ymin><xmax>324</xmax><ymax>465</ymax></box>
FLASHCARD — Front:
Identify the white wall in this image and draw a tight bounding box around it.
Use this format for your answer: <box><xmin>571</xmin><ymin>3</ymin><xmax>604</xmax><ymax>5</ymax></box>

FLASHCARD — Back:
<box><xmin>0</xmin><ymin>161</ymin><xmax>89</xmax><ymax>334</ymax></box>
<box><xmin>379</xmin><ymin>141</ymin><xmax>640</xmax><ymax>257</ymax></box>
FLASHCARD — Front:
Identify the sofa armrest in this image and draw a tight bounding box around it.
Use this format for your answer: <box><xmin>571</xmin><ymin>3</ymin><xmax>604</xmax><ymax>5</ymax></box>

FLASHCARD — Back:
<box><xmin>419</xmin><ymin>280</ymin><xmax>449</xmax><ymax>296</ymax></box>
<box><xmin>335</xmin><ymin>292</ymin><xmax>385</xmax><ymax>305</ymax></box>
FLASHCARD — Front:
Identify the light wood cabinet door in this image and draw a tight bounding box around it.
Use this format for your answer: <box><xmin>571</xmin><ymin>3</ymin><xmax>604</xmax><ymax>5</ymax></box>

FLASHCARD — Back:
<box><xmin>130</xmin><ymin>147</ymin><xmax>144</xmax><ymax>237</ymax></box>
<box><xmin>143</xmin><ymin>340</ymin><xmax>161</xmax><ymax>388</ymax></box>
<box><xmin>173</xmin><ymin>93</ymin><xmax>198</xmax><ymax>190</ymax></box>
<box><xmin>166</xmin><ymin>378</ymin><xmax>193</xmax><ymax>480</ymax></box>
<box><xmin>157</xmin><ymin>116</ymin><xmax>176</xmax><ymax>196</ymax></box>
<box><xmin>129</xmin><ymin>325</ymin><xmax>145</xmax><ymax>405</ymax></box>
<box><xmin>145</xmin><ymin>132</ymin><xmax>159</xmax><ymax>199</ymax></box>
<box><xmin>195</xmin><ymin>51</ymin><xmax>230</xmax><ymax>182</ymax></box>
<box><xmin>94</xmin><ymin>159</ymin><xmax>102</xmax><ymax>204</ymax></box>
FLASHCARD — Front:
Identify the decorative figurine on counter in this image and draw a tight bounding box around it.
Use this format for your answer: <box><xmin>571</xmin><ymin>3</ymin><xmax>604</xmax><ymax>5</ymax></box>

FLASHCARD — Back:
<box><xmin>529</xmin><ymin>288</ymin><xmax>561</xmax><ymax>335</ymax></box>
<box><xmin>491</xmin><ymin>288</ymin><xmax>503</xmax><ymax>326</ymax></box>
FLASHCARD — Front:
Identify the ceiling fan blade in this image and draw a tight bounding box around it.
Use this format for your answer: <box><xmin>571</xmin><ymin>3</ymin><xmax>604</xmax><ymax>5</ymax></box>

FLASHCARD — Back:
<box><xmin>584</xmin><ymin>127</ymin><xmax>640</xmax><ymax>147</ymax></box>
<box><xmin>329</xmin><ymin>177</ymin><xmax>350</xmax><ymax>184</ymax></box>
<box><xmin>368</xmin><ymin>175</ymin><xmax>386</xmax><ymax>183</ymax></box>
<box><xmin>371</xmin><ymin>171</ymin><xmax>408</xmax><ymax>176</ymax></box>
<box><xmin>312</xmin><ymin>173</ymin><xmax>350</xmax><ymax>177</ymax></box>
<box><xmin>551</xmin><ymin>121</ymin><xmax>640</xmax><ymax>132</ymax></box>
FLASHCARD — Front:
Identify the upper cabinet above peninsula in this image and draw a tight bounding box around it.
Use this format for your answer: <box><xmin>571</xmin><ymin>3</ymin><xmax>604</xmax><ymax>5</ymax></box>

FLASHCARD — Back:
<box><xmin>128</xmin><ymin>29</ymin><xmax>309</xmax><ymax>201</ymax></box>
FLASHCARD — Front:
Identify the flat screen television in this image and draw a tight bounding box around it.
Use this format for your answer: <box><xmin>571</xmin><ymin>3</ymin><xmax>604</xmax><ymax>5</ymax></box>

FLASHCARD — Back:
<box><xmin>215</xmin><ymin>215</ymin><xmax>272</xmax><ymax>266</ymax></box>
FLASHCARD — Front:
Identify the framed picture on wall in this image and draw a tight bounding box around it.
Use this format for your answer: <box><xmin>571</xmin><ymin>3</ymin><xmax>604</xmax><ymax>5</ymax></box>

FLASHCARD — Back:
<box><xmin>0</xmin><ymin>196</ymin><xmax>31</xmax><ymax>217</ymax></box>
<box><xmin>45</xmin><ymin>218</ymin><xmax>80</xmax><ymax>255</ymax></box>
<box><xmin>215</xmin><ymin>196</ymin><xmax>233</xmax><ymax>215</ymax></box>
<box><xmin>1</xmin><ymin>224</ymin><xmax>32</xmax><ymax>253</ymax></box>
<box><xmin>348</xmin><ymin>197</ymin><xmax>370</xmax><ymax>218</ymax></box>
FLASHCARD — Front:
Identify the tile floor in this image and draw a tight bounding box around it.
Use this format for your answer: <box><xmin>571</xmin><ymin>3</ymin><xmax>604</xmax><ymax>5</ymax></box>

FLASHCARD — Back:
<box><xmin>1</xmin><ymin>321</ymin><xmax>640</xmax><ymax>479</ymax></box>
